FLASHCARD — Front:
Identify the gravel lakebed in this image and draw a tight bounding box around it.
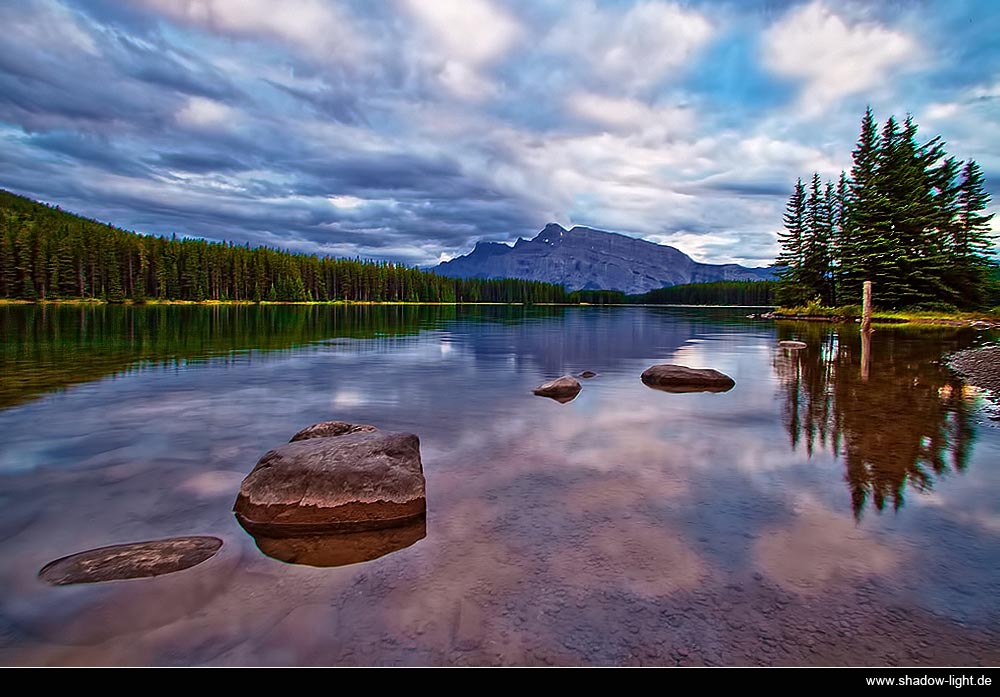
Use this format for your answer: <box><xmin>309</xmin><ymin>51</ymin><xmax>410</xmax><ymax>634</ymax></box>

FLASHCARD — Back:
<box><xmin>947</xmin><ymin>342</ymin><xmax>1000</xmax><ymax>405</ymax></box>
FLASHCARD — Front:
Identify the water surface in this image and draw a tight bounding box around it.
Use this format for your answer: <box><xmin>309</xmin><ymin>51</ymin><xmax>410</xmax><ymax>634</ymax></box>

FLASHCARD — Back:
<box><xmin>1</xmin><ymin>305</ymin><xmax>998</xmax><ymax>665</ymax></box>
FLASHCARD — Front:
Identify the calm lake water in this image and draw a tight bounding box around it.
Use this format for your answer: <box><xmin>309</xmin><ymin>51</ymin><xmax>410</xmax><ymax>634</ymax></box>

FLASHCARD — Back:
<box><xmin>1</xmin><ymin>304</ymin><xmax>998</xmax><ymax>666</ymax></box>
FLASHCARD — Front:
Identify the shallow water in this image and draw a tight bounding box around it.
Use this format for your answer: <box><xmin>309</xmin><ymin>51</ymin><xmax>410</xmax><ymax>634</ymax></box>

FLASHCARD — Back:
<box><xmin>1</xmin><ymin>304</ymin><xmax>998</xmax><ymax>666</ymax></box>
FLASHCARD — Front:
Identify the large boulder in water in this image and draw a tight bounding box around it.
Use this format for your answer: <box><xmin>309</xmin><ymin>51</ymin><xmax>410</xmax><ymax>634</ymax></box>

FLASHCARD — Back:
<box><xmin>234</xmin><ymin>429</ymin><xmax>426</xmax><ymax>536</ymax></box>
<box><xmin>640</xmin><ymin>364</ymin><xmax>735</xmax><ymax>393</ymax></box>
<box><xmin>532</xmin><ymin>375</ymin><xmax>582</xmax><ymax>401</ymax></box>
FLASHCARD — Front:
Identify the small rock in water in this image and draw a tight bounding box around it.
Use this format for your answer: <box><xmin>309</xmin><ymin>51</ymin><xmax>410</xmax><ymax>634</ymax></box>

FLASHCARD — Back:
<box><xmin>289</xmin><ymin>420</ymin><xmax>377</xmax><ymax>442</ymax></box>
<box><xmin>779</xmin><ymin>340</ymin><xmax>808</xmax><ymax>349</ymax></box>
<box><xmin>39</xmin><ymin>536</ymin><xmax>223</xmax><ymax>585</ymax></box>
<box><xmin>640</xmin><ymin>364</ymin><xmax>735</xmax><ymax>393</ymax></box>
<box><xmin>533</xmin><ymin>375</ymin><xmax>582</xmax><ymax>402</ymax></box>
<box><xmin>578</xmin><ymin>370</ymin><xmax>598</xmax><ymax>379</ymax></box>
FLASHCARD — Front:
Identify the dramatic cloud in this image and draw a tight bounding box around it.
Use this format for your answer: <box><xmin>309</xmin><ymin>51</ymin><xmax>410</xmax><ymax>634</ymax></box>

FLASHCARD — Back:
<box><xmin>0</xmin><ymin>0</ymin><xmax>997</xmax><ymax>267</ymax></box>
<box><xmin>402</xmin><ymin>0</ymin><xmax>522</xmax><ymax>98</ymax></box>
<box><xmin>548</xmin><ymin>1</ymin><xmax>714</xmax><ymax>91</ymax></box>
<box><xmin>762</xmin><ymin>2</ymin><xmax>917</xmax><ymax>115</ymax></box>
<box><xmin>136</xmin><ymin>0</ymin><xmax>364</xmax><ymax>62</ymax></box>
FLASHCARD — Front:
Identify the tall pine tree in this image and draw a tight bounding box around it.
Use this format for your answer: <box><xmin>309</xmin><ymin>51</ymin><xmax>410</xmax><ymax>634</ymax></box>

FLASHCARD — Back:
<box><xmin>777</xmin><ymin>108</ymin><xmax>997</xmax><ymax>310</ymax></box>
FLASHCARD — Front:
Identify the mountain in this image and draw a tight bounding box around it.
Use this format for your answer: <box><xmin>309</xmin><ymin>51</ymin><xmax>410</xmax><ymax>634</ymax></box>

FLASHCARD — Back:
<box><xmin>433</xmin><ymin>223</ymin><xmax>776</xmax><ymax>295</ymax></box>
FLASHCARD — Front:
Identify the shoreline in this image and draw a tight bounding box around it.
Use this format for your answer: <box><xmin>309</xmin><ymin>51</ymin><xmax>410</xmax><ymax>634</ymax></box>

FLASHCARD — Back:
<box><xmin>764</xmin><ymin>311</ymin><xmax>1000</xmax><ymax>330</ymax></box>
<box><xmin>947</xmin><ymin>345</ymin><xmax>1000</xmax><ymax>400</ymax></box>
<box><xmin>2</xmin><ymin>298</ymin><xmax>998</xmax><ymax>328</ymax></box>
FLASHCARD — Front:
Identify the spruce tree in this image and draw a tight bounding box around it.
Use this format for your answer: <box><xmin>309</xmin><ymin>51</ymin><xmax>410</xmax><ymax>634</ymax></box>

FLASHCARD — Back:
<box><xmin>801</xmin><ymin>173</ymin><xmax>833</xmax><ymax>304</ymax></box>
<box><xmin>954</xmin><ymin>160</ymin><xmax>997</xmax><ymax>306</ymax></box>
<box><xmin>841</xmin><ymin>107</ymin><xmax>881</xmax><ymax>302</ymax></box>
<box><xmin>776</xmin><ymin>178</ymin><xmax>809</xmax><ymax>306</ymax></box>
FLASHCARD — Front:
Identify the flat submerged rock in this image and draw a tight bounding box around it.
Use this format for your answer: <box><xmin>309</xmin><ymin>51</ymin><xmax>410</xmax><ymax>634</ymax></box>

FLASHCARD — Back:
<box><xmin>38</xmin><ymin>536</ymin><xmax>223</xmax><ymax>585</ymax></box>
<box><xmin>640</xmin><ymin>364</ymin><xmax>736</xmax><ymax>393</ymax></box>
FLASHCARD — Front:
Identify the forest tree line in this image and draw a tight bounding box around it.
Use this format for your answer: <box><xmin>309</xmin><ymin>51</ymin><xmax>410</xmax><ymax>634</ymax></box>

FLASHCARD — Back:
<box><xmin>0</xmin><ymin>190</ymin><xmax>568</xmax><ymax>304</ymax></box>
<box><xmin>776</xmin><ymin>108</ymin><xmax>996</xmax><ymax>310</ymax></box>
<box><xmin>628</xmin><ymin>280</ymin><xmax>775</xmax><ymax>305</ymax></box>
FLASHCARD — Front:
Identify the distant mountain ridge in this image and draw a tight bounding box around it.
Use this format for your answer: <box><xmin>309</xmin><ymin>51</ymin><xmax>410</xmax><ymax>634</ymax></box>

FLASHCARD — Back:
<box><xmin>433</xmin><ymin>223</ymin><xmax>775</xmax><ymax>294</ymax></box>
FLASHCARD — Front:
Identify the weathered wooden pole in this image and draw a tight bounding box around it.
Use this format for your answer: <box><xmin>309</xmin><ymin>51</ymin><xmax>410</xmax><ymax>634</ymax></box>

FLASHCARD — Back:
<box><xmin>860</xmin><ymin>280</ymin><xmax>873</xmax><ymax>334</ymax></box>
<box><xmin>860</xmin><ymin>280</ymin><xmax>873</xmax><ymax>382</ymax></box>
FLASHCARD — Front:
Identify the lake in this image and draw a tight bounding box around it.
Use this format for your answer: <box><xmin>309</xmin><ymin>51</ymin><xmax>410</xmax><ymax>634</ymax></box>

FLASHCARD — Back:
<box><xmin>1</xmin><ymin>304</ymin><xmax>998</xmax><ymax>666</ymax></box>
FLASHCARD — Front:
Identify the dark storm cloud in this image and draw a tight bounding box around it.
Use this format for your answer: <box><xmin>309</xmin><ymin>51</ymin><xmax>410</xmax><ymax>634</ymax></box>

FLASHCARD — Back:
<box><xmin>691</xmin><ymin>180</ymin><xmax>791</xmax><ymax>198</ymax></box>
<box><xmin>265</xmin><ymin>80</ymin><xmax>367</xmax><ymax>126</ymax></box>
<box><xmin>0</xmin><ymin>7</ymin><xmax>236</xmax><ymax>134</ymax></box>
<box><xmin>118</xmin><ymin>36</ymin><xmax>240</xmax><ymax>102</ymax></box>
<box><xmin>27</xmin><ymin>132</ymin><xmax>154</xmax><ymax>178</ymax></box>
<box><xmin>152</xmin><ymin>151</ymin><xmax>252</xmax><ymax>174</ymax></box>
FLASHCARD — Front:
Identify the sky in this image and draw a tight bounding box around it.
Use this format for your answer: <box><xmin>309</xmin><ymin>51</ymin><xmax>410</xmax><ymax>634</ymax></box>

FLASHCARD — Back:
<box><xmin>1</xmin><ymin>0</ymin><xmax>999</xmax><ymax>268</ymax></box>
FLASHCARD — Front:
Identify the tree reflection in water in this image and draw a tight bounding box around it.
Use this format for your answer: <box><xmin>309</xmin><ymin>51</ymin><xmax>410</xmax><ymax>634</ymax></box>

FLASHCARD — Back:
<box><xmin>772</xmin><ymin>322</ymin><xmax>980</xmax><ymax>519</ymax></box>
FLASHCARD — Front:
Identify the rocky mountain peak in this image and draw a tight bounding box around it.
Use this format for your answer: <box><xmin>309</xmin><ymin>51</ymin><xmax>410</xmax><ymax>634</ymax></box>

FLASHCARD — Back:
<box><xmin>434</xmin><ymin>223</ymin><xmax>775</xmax><ymax>294</ymax></box>
<box><xmin>534</xmin><ymin>222</ymin><xmax>567</xmax><ymax>245</ymax></box>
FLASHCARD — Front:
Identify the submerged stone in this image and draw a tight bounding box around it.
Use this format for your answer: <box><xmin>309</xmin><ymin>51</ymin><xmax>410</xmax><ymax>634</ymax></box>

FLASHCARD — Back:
<box><xmin>234</xmin><ymin>430</ymin><xmax>426</xmax><ymax>536</ymax></box>
<box><xmin>38</xmin><ymin>536</ymin><xmax>223</xmax><ymax>585</ymax></box>
<box><xmin>640</xmin><ymin>364</ymin><xmax>735</xmax><ymax>393</ymax></box>
<box><xmin>578</xmin><ymin>371</ymin><xmax>598</xmax><ymax>379</ymax></box>
<box><xmin>779</xmin><ymin>340</ymin><xmax>808</xmax><ymax>349</ymax></box>
<box><xmin>533</xmin><ymin>375</ymin><xmax>582</xmax><ymax>401</ymax></box>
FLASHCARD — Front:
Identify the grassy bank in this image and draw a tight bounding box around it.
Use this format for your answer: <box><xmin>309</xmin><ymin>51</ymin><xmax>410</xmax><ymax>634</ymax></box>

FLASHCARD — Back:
<box><xmin>773</xmin><ymin>303</ymin><xmax>1000</xmax><ymax>326</ymax></box>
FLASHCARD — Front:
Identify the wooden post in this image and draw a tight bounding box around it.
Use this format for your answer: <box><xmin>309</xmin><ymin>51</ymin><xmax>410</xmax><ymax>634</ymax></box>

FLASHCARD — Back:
<box><xmin>860</xmin><ymin>280</ymin><xmax>873</xmax><ymax>381</ymax></box>
<box><xmin>861</xmin><ymin>281</ymin><xmax>873</xmax><ymax>334</ymax></box>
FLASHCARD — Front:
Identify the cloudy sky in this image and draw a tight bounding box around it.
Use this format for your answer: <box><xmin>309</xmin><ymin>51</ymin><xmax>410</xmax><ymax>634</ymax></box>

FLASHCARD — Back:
<box><xmin>1</xmin><ymin>0</ymin><xmax>998</xmax><ymax>267</ymax></box>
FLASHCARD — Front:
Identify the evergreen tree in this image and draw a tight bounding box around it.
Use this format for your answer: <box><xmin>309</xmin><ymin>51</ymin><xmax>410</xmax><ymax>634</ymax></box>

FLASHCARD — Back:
<box><xmin>775</xmin><ymin>178</ymin><xmax>809</xmax><ymax>306</ymax></box>
<box><xmin>776</xmin><ymin>107</ymin><xmax>996</xmax><ymax>310</ymax></box>
<box><xmin>841</xmin><ymin>107</ymin><xmax>882</xmax><ymax>302</ymax></box>
<box><xmin>954</xmin><ymin>159</ymin><xmax>997</xmax><ymax>306</ymax></box>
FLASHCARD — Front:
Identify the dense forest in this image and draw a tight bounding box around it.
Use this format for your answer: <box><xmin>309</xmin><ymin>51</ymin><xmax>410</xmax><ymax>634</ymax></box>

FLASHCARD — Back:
<box><xmin>566</xmin><ymin>281</ymin><xmax>775</xmax><ymax>305</ymax></box>
<box><xmin>776</xmin><ymin>108</ymin><xmax>997</xmax><ymax>310</ymax></box>
<box><xmin>628</xmin><ymin>280</ymin><xmax>775</xmax><ymax>305</ymax></box>
<box><xmin>0</xmin><ymin>190</ymin><xmax>567</xmax><ymax>304</ymax></box>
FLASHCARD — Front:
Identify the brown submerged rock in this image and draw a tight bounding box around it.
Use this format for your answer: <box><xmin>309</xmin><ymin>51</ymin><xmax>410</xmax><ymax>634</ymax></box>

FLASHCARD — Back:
<box><xmin>234</xmin><ymin>430</ymin><xmax>426</xmax><ymax>536</ymax></box>
<box><xmin>250</xmin><ymin>517</ymin><xmax>426</xmax><ymax>568</ymax></box>
<box><xmin>289</xmin><ymin>420</ymin><xmax>377</xmax><ymax>442</ymax></box>
<box><xmin>578</xmin><ymin>371</ymin><xmax>598</xmax><ymax>379</ymax></box>
<box><xmin>533</xmin><ymin>375</ymin><xmax>582</xmax><ymax>401</ymax></box>
<box><xmin>38</xmin><ymin>536</ymin><xmax>223</xmax><ymax>585</ymax></box>
<box><xmin>640</xmin><ymin>364</ymin><xmax>735</xmax><ymax>393</ymax></box>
